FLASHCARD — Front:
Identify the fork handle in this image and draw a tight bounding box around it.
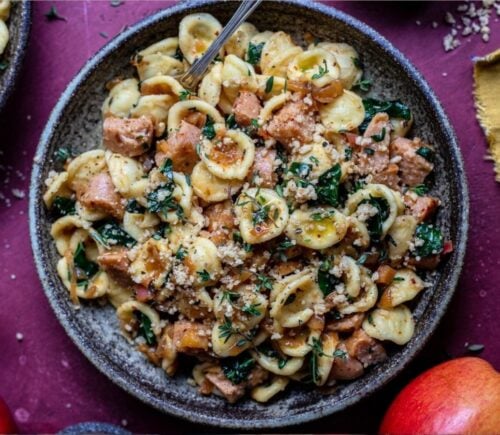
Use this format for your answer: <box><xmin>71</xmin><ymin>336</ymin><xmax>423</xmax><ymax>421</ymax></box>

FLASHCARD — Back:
<box><xmin>181</xmin><ymin>0</ymin><xmax>263</xmax><ymax>89</ymax></box>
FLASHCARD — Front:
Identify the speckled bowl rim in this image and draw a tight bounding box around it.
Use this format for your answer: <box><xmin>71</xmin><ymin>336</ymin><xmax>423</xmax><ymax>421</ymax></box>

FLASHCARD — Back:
<box><xmin>0</xmin><ymin>0</ymin><xmax>31</xmax><ymax>112</ymax></box>
<box><xmin>29</xmin><ymin>0</ymin><xmax>469</xmax><ymax>429</ymax></box>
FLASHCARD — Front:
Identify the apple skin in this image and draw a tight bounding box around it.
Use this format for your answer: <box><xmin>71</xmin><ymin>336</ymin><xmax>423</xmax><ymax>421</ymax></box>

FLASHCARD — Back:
<box><xmin>0</xmin><ymin>396</ymin><xmax>17</xmax><ymax>434</ymax></box>
<box><xmin>380</xmin><ymin>357</ymin><xmax>500</xmax><ymax>434</ymax></box>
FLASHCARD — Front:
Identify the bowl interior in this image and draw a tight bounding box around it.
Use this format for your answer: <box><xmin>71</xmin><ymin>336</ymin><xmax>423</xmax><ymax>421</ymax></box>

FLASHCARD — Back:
<box><xmin>0</xmin><ymin>0</ymin><xmax>31</xmax><ymax>112</ymax></box>
<box><xmin>30</xmin><ymin>0</ymin><xmax>468</xmax><ymax>428</ymax></box>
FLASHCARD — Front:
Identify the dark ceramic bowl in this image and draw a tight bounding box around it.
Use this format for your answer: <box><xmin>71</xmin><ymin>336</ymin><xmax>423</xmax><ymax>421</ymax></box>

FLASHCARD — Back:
<box><xmin>0</xmin><ymin>0</ymin><xmax>31</xmax><ymax>112</ymax></box>
<box><xmin>29</xmin><ymin>0</ymin><xmax>469</xmax><ymax>429</ymax></box>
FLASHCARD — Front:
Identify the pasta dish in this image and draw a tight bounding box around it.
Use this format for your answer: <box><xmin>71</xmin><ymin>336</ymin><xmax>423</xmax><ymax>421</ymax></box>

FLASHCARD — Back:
<box><xmin>43</xmin><ymin>13</ymin><xmax>451</xmax><ymax>404</ymax></box>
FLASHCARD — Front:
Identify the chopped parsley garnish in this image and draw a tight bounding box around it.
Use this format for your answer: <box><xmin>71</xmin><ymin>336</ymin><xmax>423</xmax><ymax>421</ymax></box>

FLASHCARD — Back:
<box><xmin>152</xmin><ymin>223</ymin><xmax>170</xmax><ymax>240</ymax></box>
<box><xmin>309</xmin><ymin>155</ymin><xmax>320</xmax><ymax>166</ymax></box>
<box><xmin>371</xmin><ymin>127</ymin><xmax>386</xmax><ymax>142</ymax></box>
<box><xmin>136</xmin><ymin>312</ymin><xmax>156</xmax><ymax>346</ymax></box>
<box><xmin>352</xmin><ymin>78</ymin><xmax>372</xmax><ymax>92</ymax></box>
<box><xmin>256</xmin><ymin>274</ymin><xmax>273</xmax><ymax>292</ymax></box>
<box><xmin>225</xmin><ymin>113</ymin><xmax>238</xmax><ymax>129</ymax></box>
<box><xmin>0</xmin><ymin>60</ymin><xmax>9</xmax><ymax>71</ymax></box>
<box><xmin>221</xmin><ymin>354</ymin><xmax>255</xmax><ymax>384</ymax></box>
<box><xmin>364</xmin><ymin>147</ymin><xmax>375</xmax><ymax>155</ymax></box>
<box><xmin>316</xmin><ymin>163</ymin><xmax>342</xmax><ymax>207</ymax></box>
<box><xmin>257</xmin><ymin>343</ymin><xmax>288</xmax><ymax>369</ymax></box>
<box><xmin>356</xmin><ymin>253</ymin><xmax>368</xmax><ymax>265</ymax></box>
<box><xmin>311</xmin><ymin>210</ymin><xmax>335</xmax><ymax>221</ymax></box>
<box><xmin>125</xmin><ymin>199</ymin><xmax>146</xmax><ymax>214</ymax></box>
<box><xmin>354</xmin><ymin>179</ymin><xmax>366</xmax><ymax>192</ymax></box>
<box><xmin>201</xmin><ymin>115</ymin><xmax>216</xmax><ymax>140</ymax></box>
<box><xmin>52</xmin><ymin>196</ymin><xmax>76</xmax><ymax>217</ymax></box>
<box><xmin>309</xmin><ymin>337</ymin><xmax>325</xmax><ymax>384</ymax></box>
<box><xmin>393</xmin><ymin>276</ymin><xmax>405</xmax><ymax>282</ymax></box>
<box><xmin>414</xmin><ymin>223</ymin><xmax>443</xmax><ymax>258</ymax></box>
<box><xmin>218</xmin><ymin>317</ymin><xmax>237</xmax><ymax>343</ymax></box>
<box><xmin>311</xmin><ymin>60</ymin><xmax>329</xmax><ymax>80</ymax></box>
<box><xmin>45</xmin><ymin>5</ymin><xmax>67</xmax><ymax>21</ymax></box>
<box><xmin>222</xmin><ymin>291</ymin><xmax>241</xmax><ymax>303</ymax></box>
<box><xmin>246</xmin><ymin>42</ymin><xmax>265</xmax><ymax>65</ymax></box>
<box><xmin>466</xmin><ymin>343</ymin><xmax>485</xmax><ymax>354</ymax></box>
<box><xmin>159</xmin><ymin>158</ymin><xmax>174</xmax><ymax>179</ymax></box>
<box><xmin>317</xmin><ymin>259</ymin><xmax>341</xmax><ymax>296</ymax></box>
<box><xmin>360</xmin><ymin>98</ymin><xmax>411</xmax><ymax>133</ymax></box>
<box><xmin>179</xmin><ymin>89</ymin><xmax>191</xmax><ymax>101</ymax></box>
<box><xmin>265</xmin><ymin>76</ymin><xmax>274</xmax><ymax>93</ymax></box>
<box><xmin>54</xmin><ymin>147</ymin><xmax>72</xmax><ymax>162</ymax></box>
<box><xmin>175</xmin><ymin>245</ymin><xmax>187</xmax><ymax>260</ymax></box>
<box><xmin>73</xmin><ymin>242</ymin><xmax>98</xmax><ymax>288</ymax></box>
<box><xmin>288</xmin><ymin>162</ymin><xmax>312</xmax><ymax>178</ymax></box>
<box><xmin>344</xmin><ymin>147</ymin><xmax>353</xmax><ymax>161</ymax></box>
<box><xmin>173</xmin><ymin>46</ymin><xmax>184</xmax><ymax>62</ymax></box>
<box><xmin>242</xmin><ymin>303</ymin><xmax>261</xmax><ymax>316</ymax></box>
<box><xmin>95</xmin><ymin>220</ymin><xmax>137</xmax><ymax>248</ymax></box>
<box><xmin>359</xmin><ymin>196</ymin><xmax>390</xmax><ymax>243</ymax></box>
<box><xmin>147</xmin><ymin>181</ymin><xmax>183</xmax><ymax>220</ymax></box>
<box><xmin>416</xmin><ymin>146</ymin><xmax>434</xmax><ymax>161</ymax></box>
<box><xmin>233</xmin><ymin>231</ymin><xmax>253</xmax><ymax>252</ymax></box>
<box><xmin>197</xmin><ymin>269</ymin><xmax>211</xmax><ymax>282</ymax></box>
<box><xmin>333</xmin><ymin>349</ymin><xmax>348</xmax><ymax>359</ymax></box>
<box><xmin>412</xmin><ymin>184</ymin><xmax>429</xmax><ymax>196</ymax></box>
<box><xmin>251</xmin><ymin>118</ymin><xmax>259</xmax><ymax>128</ymax></box>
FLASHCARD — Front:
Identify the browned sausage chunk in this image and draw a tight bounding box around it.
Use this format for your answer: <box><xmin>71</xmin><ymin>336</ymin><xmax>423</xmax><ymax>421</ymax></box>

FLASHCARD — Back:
<box><xmin>329</xmin><ymin>344</ymin><xmax>365</xmax><ymax>380</ymax></box>
<box><xmin>205</xmin><ymin>368</ymin><xmax>246</xmax><ymax>403</ymax></box>
<box><xmin>355</xmin><ymin>113</ymin><xmax>391</xmax><ymax>176</ymax></box>
<box><xmin>265</xmin><ymin>94</ymin><xmax>315</xmax><ymax>147</ymax></box>
<box><xmin>344</xmin><ymin>329</ymin><xmax>387</xmax><ymax>368</ymax></box>
<box><xmin>404</xmin><ymin>191</ymin><xmax>440</xmax><ymax>223</ymax></box>
<box><xmin>77</xmin><ymin>172</ymin><xmax>125</xmax><ymax>219</ymax></box>
<box><xmin>232</xmin><ymin>91</ymin><xmax>262</xmax><ymax>127</ymax></box>
<box><xmin>172</xmin><ymin>320</ymin><xmax>210</xmax><ymax>353</ymax></box>
<box><xmin>97</xmin><ymin>247</ymin><xmax>131</xmax><ymax>285</ymax></box>
<box><xmin>390</xmin><ymin>137</ymin><xmax>434</xmax><ymax>186</ymax></box>
<box><xmin>103</xmin><ymin>116</ymin><xmax>154</xmax><ymax>157</ymax></box>
<box><xmin>247</xmin><ymin>148</ymin><xmax>278</xmax><ymax>188</ymax></box>
<box><xmin>326</xmin><ymin>313</ymin><xmax>365</xmax><ymax>334</ymax></box>
<box><xmin>203</xmin><ymin>200</ymin><xmax>236</xmax><ymax>245</ymax></box>
<box><xmin>371</xmin><ymin>163</ymin><xmax>401</xmax><ymax>190</ymax></box>
<box><xmin>156</xmin><ymin>120</ymin><xmax>201</xmax><ymax>173</ymax></box>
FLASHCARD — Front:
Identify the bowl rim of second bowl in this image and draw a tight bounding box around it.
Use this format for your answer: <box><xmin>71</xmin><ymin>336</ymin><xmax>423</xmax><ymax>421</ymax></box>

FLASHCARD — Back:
<box><xmin>29</xmin><ymin>0</ymin><xmax>469</xmax><ymax>429</ymax></box>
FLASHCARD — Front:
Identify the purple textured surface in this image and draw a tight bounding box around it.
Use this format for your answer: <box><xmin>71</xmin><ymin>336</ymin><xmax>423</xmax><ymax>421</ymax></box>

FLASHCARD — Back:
<box><xmin>0</xmin><ymin>1</ymin><xmax>499</xmax><ymax>433</ymax></box>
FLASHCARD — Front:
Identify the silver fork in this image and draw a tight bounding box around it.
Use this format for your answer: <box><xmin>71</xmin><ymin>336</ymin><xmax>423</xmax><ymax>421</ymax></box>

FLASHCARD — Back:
<box><xmin>178</xmin><ymin>0</ymin><xmax>263</xmax><ymax>90</ymax></box>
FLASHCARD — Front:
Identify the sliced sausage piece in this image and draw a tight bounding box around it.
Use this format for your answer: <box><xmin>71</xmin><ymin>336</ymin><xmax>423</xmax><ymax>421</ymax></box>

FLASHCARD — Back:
<box><xmin>407</xmin><ymin>254</ymin><xmax>441</xmax><ymax>270</ymax></box>
<box><xmin>247</xmin><ymin>365</ymin><xmax>269</xmax><ymax>388</ymax></box>
<box><xmin>390</xmin><ymin>137</ymin><xmax>434</xmax><ymax>186</ymax></box>
<box><xmin>247</xmin><ymin>148</ymin><xmax>278</xmax><ymax>188</ymax></box>
<box><xmin>329</xmin><ymin>344</ymin><xmax>365</xmax><ymax>381</ymax></box>
<box><xmin>156</xmin><ymin>120</ymin><xmax>201</xmax><ymax>173</ymax></box>
<box><xmin>326</xmin><ymin>313</ymin><xmax>364</xmax><ymax>334</ymax></box>
<box><xmin>344</xmin><ymin>329</ymin><xmax>387</xmax><ymax>368</ymax></box>
<box><xmin>103</xmin><ymin>116</ymin><xmax>154</xmax><ymax>157</ymax></box>
<box><xmin>97</xmin><ymin>247</ymin><xmax>131</xmax><ymax>285</ymax></box>
<box><xmin>375</xmin><ymin>265</ymin><xmax>397</xmax><ymax>286</ymax></box>
<box><xmin>371</xmin><ymin>163</ymin><xmax>400</xmax><ymax>190</ymax></box>
<box><xmin>205</xmin><ymin>368</ymin><xmax>246</xmax><ymax>403</ymax></box>
<box><xmin>204</xmin><ymin>200</ymin><xmax>236</xmax><ymax>245</ymax></box>
<box><xmin>355</xmin><ymin>113</ymin><xmax>391</xmax><ymax>175</ymax></box>
<box><xmin>78</xmin><ymin>172</ymin><xmax>125</xmax><ymax>219</ymax></box>
<box><xmin>232</xmin><ymin>91</ymin><xmax>262</xmax><ymax>127</ymax></box>
<box><xmin>265</xmin><ymin>94</ymin><xmax>315</xmax><ymax>147</ymax></box>
<box><xmin>404</xmin><ymin>191</ymin><xmax>440</xmax><ymax>223</ymax></box>
<box><xmin>172</xmin><ymin>320</ymin><xmax>210</xmax><ymax>353</ymax></box>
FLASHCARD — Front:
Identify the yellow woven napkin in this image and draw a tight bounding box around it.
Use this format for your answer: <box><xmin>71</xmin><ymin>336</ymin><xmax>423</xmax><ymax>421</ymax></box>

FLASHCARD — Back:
<box><xmin>474</xmin><ymin>49</ymin><xmax>500</xmax><ymax>182</ymax></box>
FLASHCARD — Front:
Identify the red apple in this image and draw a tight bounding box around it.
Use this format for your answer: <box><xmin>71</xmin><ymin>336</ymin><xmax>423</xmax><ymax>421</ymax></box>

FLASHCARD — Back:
<box><xmin>0</xmin><ymin>396</ymin><xmax>17</xmax><ymax>434</ymax></box>
<box><xmin>380</xmin><ymin>357</ymin><xmax>500</xmax><ymax>434</ymax></box>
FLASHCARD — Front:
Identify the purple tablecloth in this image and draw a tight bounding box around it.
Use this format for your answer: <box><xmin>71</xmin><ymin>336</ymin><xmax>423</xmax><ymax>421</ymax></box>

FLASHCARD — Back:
<box><xmin>0</xmin><ymin>1</ymin><xmax>499</xmax><ymax>433</ymax></box>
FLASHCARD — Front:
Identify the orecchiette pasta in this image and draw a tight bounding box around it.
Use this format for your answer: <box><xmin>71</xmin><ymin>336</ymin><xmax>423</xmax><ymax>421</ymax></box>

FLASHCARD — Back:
<box><xmin>44</xmin><ymin>13</ymin><xmax>446</xmax><ymax>404</ymax></box>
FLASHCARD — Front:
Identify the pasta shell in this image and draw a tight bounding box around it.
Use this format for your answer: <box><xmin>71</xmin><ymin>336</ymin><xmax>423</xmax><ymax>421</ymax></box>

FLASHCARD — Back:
<box><xmin>287</xmin><ymin>48</ymin><xmax>340</xmax><ymax>88</ymax></box>
<box><xmin>235</xmin><ymin>188</ymin><xmax>289</xmax><ymax>244</ymax></box>
<box><xmin>167</xmin><ymin>99</ymin><xmax>224</xmax><ymax>133</ymax></box>
<box><xmin>319</xmin><ymin>89</ymin><xmax>365</xmax><ymax>133</ymax></box>
<box><xmin>315</xmin><ymin>42</ymin><xmax>362</xmax><ymax>89</ymax></box>
<box><xmin>178</xmin><ymin>13</ymin><xmax>223</xmax><ymax>64</ymax></box>
<box><xmin>105</xmin><ymin>151</ymin><xmax>145</xmax><ymax>197</ymax></box>
<box><xmin>286</xmin><ymin>207</ymin><xmax>348</xmax><ymax>250</ymax></box>
<box><xmin>191</xmin><ymin>161</ymin><xmax>243</xmax><ymax>203</ymax></box>
<box><xmin>378</xmin><ymin>269</ymin><xmax>424</xmax><ymax>309</ymax></box>
<box><xmin>362</xmin><ymin>305</ymin><xmax>415</xmax><ymax>345</ymax></box>
<box><xmin>200</xmin><ymin>127</ymin><xmax>255</xmax><ymax>180</ymax></box>
<box><xmin>198</xmin><ymin>62</ymin><xmax>223</xmax><ymax>106</ymax></box>
<box><xmin>102</xmin><ymin>78</ymin><xmax>140</xmax><ymax>118</ymax></box>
